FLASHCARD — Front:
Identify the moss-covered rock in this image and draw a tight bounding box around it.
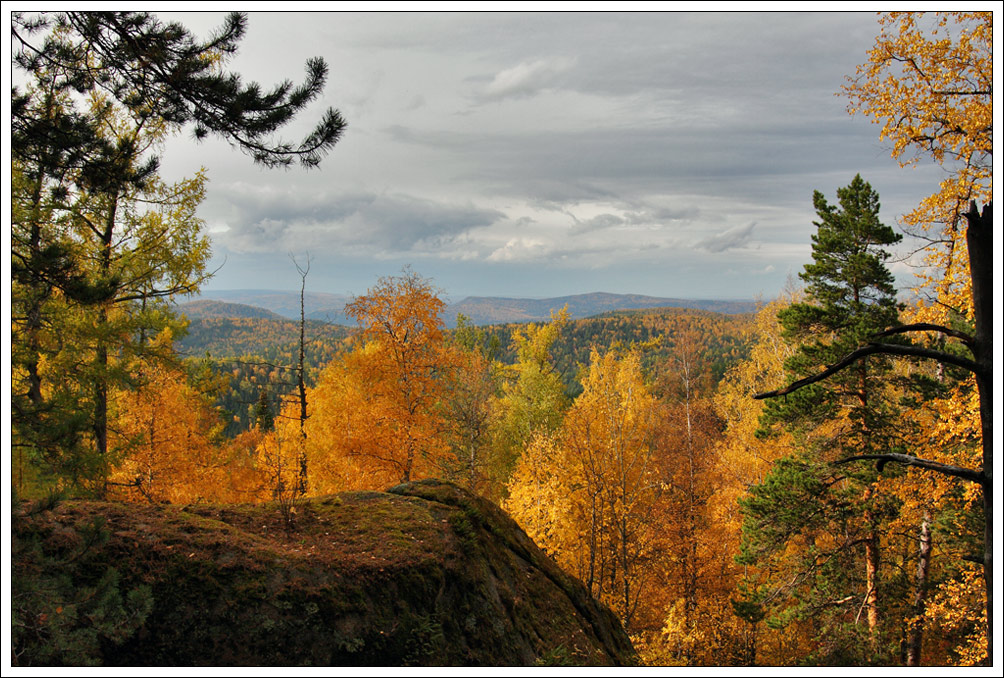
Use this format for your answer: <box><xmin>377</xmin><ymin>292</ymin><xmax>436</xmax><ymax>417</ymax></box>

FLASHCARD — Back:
<box><xmin>12</xmin><ymin>480</ymin><xmax>636</xmax><ymax>666</ymax></box>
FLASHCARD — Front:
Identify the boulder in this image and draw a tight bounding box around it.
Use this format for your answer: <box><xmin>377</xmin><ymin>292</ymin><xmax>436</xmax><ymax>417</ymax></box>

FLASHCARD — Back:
<box><xmin>12</xmin><ymin>480</ymin><xmax>636</xmax><ymax>666</ymax></box>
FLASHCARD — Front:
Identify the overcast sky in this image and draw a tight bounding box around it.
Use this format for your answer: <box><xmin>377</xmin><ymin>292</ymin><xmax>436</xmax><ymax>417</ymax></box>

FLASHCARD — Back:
<box><xmin>152</xmin><ymin>9</ymin><xmax>949</xmax><ymax>302</ymax></box>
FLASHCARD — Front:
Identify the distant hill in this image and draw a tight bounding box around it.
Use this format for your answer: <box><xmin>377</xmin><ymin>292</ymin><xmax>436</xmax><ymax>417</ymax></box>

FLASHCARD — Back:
<box><xmin>188</xmin><ymin>289</ymin><xmax>354</xmax><ymax>324</ymax></box>
<box><xmin>176</xmin><ymin>317</ymin><xmax>351</xmax><ymax>362</ymax></box>
<box><xmin>176</xmin><ymin>300</ymin><xmax>752</xmax><ymax>435</ymax></box>
<box><xmin>190</xmin><ymin>290</ymin><xmax>756</xmax><ymax>327</ymax></box>
<box><xmin>176</xmin><ymin>299</ymin><xmax>286</xmax><ymax>321</ymax></box>
<box><xmin>481</xmin><ymin>305</ymin><xmax>752</xmax><ymax>395</ymax></box>
<box><xmin>447</xmin><ymin>292</ymin><xmax>756</xmax><ymax>325</ymax></box>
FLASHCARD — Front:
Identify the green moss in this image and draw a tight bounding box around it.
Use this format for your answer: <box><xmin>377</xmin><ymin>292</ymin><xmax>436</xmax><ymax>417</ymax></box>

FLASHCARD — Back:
<box><xmin>14</xmin><ymin>481</ymin><xmax>636</xmax><ymax>666</ymax></box>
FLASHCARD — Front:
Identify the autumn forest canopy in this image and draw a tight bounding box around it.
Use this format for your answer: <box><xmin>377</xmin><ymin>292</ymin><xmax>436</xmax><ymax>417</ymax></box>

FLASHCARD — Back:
<box><xmin>9</xmin><ymin>11</ymin><xmax>994</xmax><ymax>667</ymax></box>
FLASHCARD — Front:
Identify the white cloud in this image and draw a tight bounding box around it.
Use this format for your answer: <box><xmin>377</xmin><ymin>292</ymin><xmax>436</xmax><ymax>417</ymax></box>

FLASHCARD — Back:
<box><xmin>487</xmin><ymin>237</ymin><xmax>551</xmax><ymax>262</ymax></box>
<box><xmin>696</xmin><ymin>222</ymin><xmax>757</xmax><ymax>253</ymax></box>
<box><xmin>481</xmin><ymin>57</ymin><xmax>577</xmax><ymax>101</ymax></box>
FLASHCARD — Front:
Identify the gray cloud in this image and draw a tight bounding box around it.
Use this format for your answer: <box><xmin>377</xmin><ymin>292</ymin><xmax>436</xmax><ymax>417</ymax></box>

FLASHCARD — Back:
<box><xmin>570</xmin><ymin>213</ymin><xmax>625</xmax><ymax>235</ymax></box>
<box><xmin>153</xmin><ymin>11</ymin><xmax>944</xmax><ymax>300</ymax></box>
<box><xmin>696</xmin><ymin>222</ymin><xmax>757</xmax><ymax>253</ymax></box>
<box><xmin>213</xmin><ymin>188</ymin><xmax>505</xmax><ymax>255</ymax></box>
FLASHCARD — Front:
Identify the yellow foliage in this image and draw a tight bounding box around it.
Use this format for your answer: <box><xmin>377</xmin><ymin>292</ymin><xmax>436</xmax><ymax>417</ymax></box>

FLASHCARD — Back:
<box><xmin>108</xmin><ymin>360</ymin><xmax>227</xmax><ymax>503</ymax></box>
<box><xmin>505</xmin><ymin>348</ymin><xmax>668</xmax><ymax>631</ymax></box>
<box><xmin>711</xmin><ymin>294</ymin><xmax>799</xmax><ymax>525</ymax></box>
<box><xmin>306</xmin><ymin>270</ymin><xmax>459</xmax><ymax>491</ymax></box>
<box><xmin>923</xmin><ymin>564</ymin><xmax>988</xmax><ymax>666</ymax></box>
<box><xmin>843</xmin><ymin>12</ymin><xmax>991</xmax><ymax>328</ymax></box>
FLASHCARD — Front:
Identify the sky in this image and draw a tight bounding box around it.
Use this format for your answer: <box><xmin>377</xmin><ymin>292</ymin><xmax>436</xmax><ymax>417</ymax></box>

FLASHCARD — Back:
<box><xmin>145</xmin><ymin>9</ymin><xmax>953</xmax><ymax>302</ymax></box>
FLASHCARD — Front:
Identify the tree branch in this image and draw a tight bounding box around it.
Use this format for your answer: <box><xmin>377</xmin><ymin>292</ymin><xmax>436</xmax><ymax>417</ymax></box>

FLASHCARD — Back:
<box><xmin>834</xmin><ymin>453</ymin><xmax>982</xmax><ymax>484</ymax></box>
<box><xmin>866</xmin><ymin>342</ymin><xmax>983</xmax><ymax>374</ymax></box>
<box><xmin>872</xmin><ymin>323</ymin><xmax>975</xmax><ymax>348</ymax></box>
<box><xmin>755</xmin><ymin>342</ymin><xmax>983</xmax><ymax>399</ymax></box>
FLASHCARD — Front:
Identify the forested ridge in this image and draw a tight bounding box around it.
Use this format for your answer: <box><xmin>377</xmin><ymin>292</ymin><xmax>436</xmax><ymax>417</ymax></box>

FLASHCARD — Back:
<box><xmin>174</xmin><ymin>306</ymin><xmax>750</xmax><ymax>435</ymax></box>
<box><xmin>11</xmin><ymin>10</ymin><xmax>992</xmax><ymax>668</ymax></box>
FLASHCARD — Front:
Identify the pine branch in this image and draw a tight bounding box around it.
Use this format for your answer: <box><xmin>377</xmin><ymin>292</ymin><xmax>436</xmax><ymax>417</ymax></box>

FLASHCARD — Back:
<box><xmin>833</xmin><ymin>453</ymin><xmax>982</xmax><ymax>484</ymax></box>
<box><xmin>872</xmin><ymin>323</ymin><xmax>975</xmax><ymax>348</ymax></box>
<box><xmin>755</xmin><ymin>342</ymin><xmax>982</xmax><ymax>400</ymax></box>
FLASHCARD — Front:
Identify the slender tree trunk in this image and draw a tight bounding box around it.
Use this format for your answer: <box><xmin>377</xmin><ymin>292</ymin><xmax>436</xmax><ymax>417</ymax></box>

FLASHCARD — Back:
<box><xmin>864</xmin><ymin>529</ymin><xmax>880</xmax><ymax>637</ymax></box>
<box><xmin>859</xmin><ymin>483</ymin><xmax>880</xmax><ymax>643</ymax></box>
<box><xmin>21</xmin><ymin>87</ymin><xmax>59</xmax><ymax>414</ymax></box>
<box><xmin>296</xmin><ymin>266</ymin><xmax>308</xmax><ymax>495</ymax></box>
<box><xmin>93</xmin><ymin>194</ymin><xmax>119</xmax><ymax>496</ymax></box>
<box><xmin>25</xmin><ymin>170</ymin><xmax>47</xmax><ymax>408</ymax></box>
<box><xmin>906</xmin><ymin>513</ymin><xmax>932</xmax><ymax>666</ymax></box>
<box><xmin>469</xmin><ymin>440</ymin><xmax>477</xmax><ymax>492</ymax></box>
<box><xmin>588</xmin><ymin>492</ymin><xmax>598</xmax><ymax>596</ymax></box>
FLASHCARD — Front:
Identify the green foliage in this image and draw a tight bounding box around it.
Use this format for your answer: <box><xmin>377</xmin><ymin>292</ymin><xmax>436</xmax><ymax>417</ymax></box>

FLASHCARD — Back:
<box><xmin>177</xmin><ymin>317</ymin><xmax>351</xmax><ymax>436</ymax></box>
<box><xmin>489</xmin><ymin>311</ymin><xmax>571</xmax><ymax>493</ymax></box>
<box><xmin>739</xmin><ymin>176</ymin><xmax>908</xmax><ymax>660</ymax></box>
<box><xmin>736</xmin><ymin>456</ymin><xmax>836</xmax><ymax>565</ymax></box>
<box><xmin>12</xmin><ymin>496</ymin><xmax>154</xmax><ymax>666</ymax></box>
<box><xmin>453</xmin><ymin>313</ymin><xmax>501</xmax><ymax>360</ymax></box>
<box><xmin>535</xmin><ymin>643</ymin><xmax>582</xmax><ymax>666</ymax></box>
<box><xmin>11</xmin><ymin>12</ymin><xmax>346</xmax><ymax>171</ymax></box>
<box><xmin>11</xmin><ymin>10</ymin><xmax>347</xmax><ymax>496</ymax></box>
<box><xmin>760</xmin><ymin>175</ymin><xmax>904</xmax><ymax>449</ymax></box>
<box><xmin>401</xmin><ymin>613</ymin><xmax>446</xmax><ymax>666</ymax></box>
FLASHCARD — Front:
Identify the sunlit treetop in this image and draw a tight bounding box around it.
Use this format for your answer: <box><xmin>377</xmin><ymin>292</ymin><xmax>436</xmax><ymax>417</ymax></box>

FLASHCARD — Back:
<box><xmin>842</xmin><ymin>11</ymin><xmax>991</xmax><ymax>231</ymax></box>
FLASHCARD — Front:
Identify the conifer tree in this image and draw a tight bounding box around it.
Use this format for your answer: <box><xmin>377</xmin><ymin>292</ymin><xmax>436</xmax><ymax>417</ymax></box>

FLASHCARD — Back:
<box><xmin>737</xmin><ymin>175</ymin><xmax>906</xmax><ymax>662</ymax></box>
<box><xmin>11</xmin><ymin>11</ymin><xmax>347</xmax><ymax>494</ymax></box>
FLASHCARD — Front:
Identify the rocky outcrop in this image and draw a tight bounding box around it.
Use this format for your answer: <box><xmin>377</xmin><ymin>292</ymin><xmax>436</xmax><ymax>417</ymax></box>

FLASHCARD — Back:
<box><xmin>12</xmin><ymin>480</ymin><xmax>636</xmax><ymax>666</ymax></box>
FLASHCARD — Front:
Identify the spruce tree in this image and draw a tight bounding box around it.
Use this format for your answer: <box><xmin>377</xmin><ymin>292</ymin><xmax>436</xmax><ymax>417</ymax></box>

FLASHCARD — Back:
<box><xmin>737</xmin><ymin>175</ymin><xmax>906</xmax><ymax>663</ymax></box>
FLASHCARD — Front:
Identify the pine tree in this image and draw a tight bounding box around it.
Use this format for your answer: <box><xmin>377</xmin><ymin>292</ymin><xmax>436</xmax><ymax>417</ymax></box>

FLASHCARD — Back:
<box><xmin>253</xmin><ymin>390</ymin><xmax>276</xmax><ymax>433</ymax></box>
<box><xmin>11</xmin><ymin>11</ymin><xmax>347</xmax><ymax>495</ymax></box>
<box><xmin>737</xmin><ymin>175</ymin><xmax>906</xmax><ymax>663</ymax></box>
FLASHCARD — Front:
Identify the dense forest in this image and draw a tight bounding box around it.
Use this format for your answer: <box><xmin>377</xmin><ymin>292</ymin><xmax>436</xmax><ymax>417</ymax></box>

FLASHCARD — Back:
<box><xmin>10</xmin><ymin>11</ymin><xmax>992</xmax><ymax>667</ymax></box>
<box><xmin>173</xmin><ymin>306</ymin><xmax>749</xmax><ymax>435</ymax></box>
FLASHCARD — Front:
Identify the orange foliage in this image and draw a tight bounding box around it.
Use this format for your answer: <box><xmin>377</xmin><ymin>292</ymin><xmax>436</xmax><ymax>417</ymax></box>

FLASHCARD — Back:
<box><xmin>108</xmin><ymin>360</ymin><xmax>229</xmax><ymax>503</ymax></box>
<box><xmin>306</xmin><ymin>270</ymin><xmax>459</xmax><ymax>491</ymax></box>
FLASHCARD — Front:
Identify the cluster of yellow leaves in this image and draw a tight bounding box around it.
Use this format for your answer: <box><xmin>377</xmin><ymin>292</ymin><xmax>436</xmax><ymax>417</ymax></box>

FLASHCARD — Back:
<box><xmin>922</xmin><ymin>564</ymin><xmax>988</xmax><ymax>666</ymax></box>
<box><xmin>843</xmin><ymin>12</ymin><xmax>991</xmax><ymax>225</ymax></box>
<box><xmin>108</xmin><ymin>360</ymin><xmax>234</xmax><ymax>503</ymax></box>
<box><xmin>505</xmin><ymin>348</ymin><xmax>667</xmax><ymax>630</ymax></box>
<box><xmin>843</xmin><ymin>12</ymin><xmax>991</xmax><ymax>327</ymax></box>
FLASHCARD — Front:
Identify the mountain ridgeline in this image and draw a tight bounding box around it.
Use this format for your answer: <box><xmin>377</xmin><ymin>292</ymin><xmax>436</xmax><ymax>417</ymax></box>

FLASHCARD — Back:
<box><xmin>181</xmin><ymin>290</ymin><xmax>756</xmax><ymax>327</ymax></box>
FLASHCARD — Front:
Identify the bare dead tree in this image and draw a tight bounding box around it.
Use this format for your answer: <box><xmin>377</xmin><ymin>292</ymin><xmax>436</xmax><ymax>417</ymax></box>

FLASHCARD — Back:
<box><xmin>292</xmin><ymin>254</ymin><xmax>311</xmax><ymax>496</ymax></box>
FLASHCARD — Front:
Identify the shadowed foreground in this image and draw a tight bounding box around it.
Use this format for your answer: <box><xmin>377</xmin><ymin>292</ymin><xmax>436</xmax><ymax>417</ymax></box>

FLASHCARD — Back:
<box><xmin>12</xmin><ymin>479</ymin><xmax>636</xmax><ymax>666</ymax></box>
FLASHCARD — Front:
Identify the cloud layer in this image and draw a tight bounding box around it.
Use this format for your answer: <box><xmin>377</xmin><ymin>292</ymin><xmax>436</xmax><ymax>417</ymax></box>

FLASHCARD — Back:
<box><xmin>156</xmin><ymin>11</ymin><xmax>945</xmax><ymax>299</ymax></box>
